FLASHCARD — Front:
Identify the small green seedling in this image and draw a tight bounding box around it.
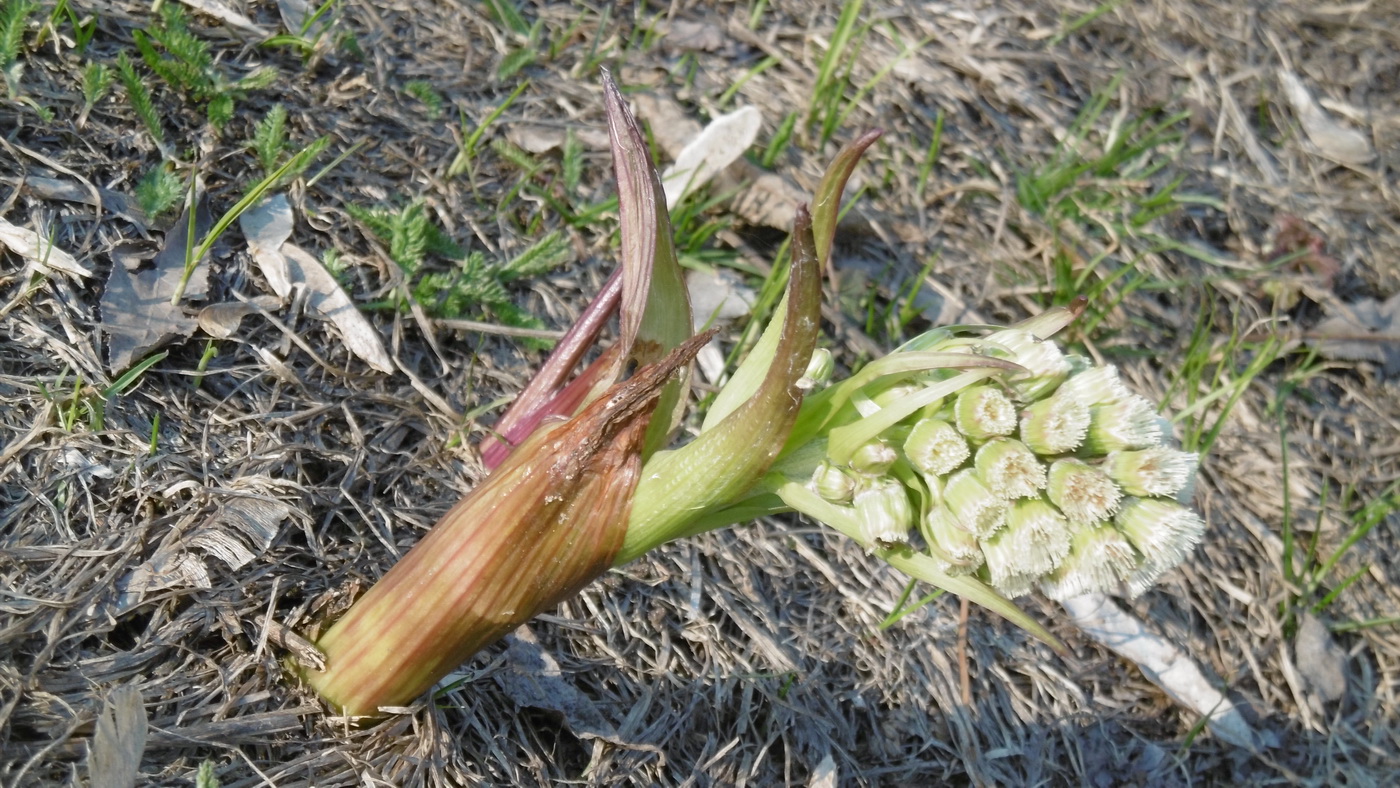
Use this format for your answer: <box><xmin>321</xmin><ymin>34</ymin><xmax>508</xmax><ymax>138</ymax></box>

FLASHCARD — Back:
<box><xmin>132</xmin><ymin>6</ymin><xmax>277</xmax><ymax>129</ymax></box>
<box><xmin>348</xmin><ymin>199</ymin><xmax>571</xmax><ymax>340</ymax></box>
<box><xmin>169</xmin><ymin>139</ymin><xmax>331</xmax><ymax>304</ymax></box>
<box><xmin>80</xmin><ymin>61</ymin><xmax>111</xmax><ymax>111</ymax></box>
<box><xmin>0</xmin><ymin>0</ymin><xmax>36</xmax><ymax>84</ymax></box>
<box><xmin>404</xmin><ymin>80</ymin><xmax>444</xmax><ymax>119</ymax></box>
<box><xmin>135</xmin><ymin>164</ymin><xmax>184</xmax><ymax>221</ymax></box>
<box><xmin>450</xmin><ymin>79</ymin><xmax>529</xmax><ymax>177</ymax></box>
<box><xmin>42</xmin><ymin>352</ymin><xmax>169</xmax><ymax>433</ymax></box>
<box><xmin>117</xmin><ymin>51</ymin><xmax>164</xmax><ymax>145</ymax></box>
<box><xmin>806</xmin><ymin>0</ymin><xmax>866</xmax><ymax>144</ymax></box>
<box><xmin>249</xmin><ymin>104</ymin><xmax>289</xmax><ymax>175</ymax></box>
<box><xmin>263</xmin><ymin>0</ymin><xmax>340</xmax><ymax>58</ymax></box>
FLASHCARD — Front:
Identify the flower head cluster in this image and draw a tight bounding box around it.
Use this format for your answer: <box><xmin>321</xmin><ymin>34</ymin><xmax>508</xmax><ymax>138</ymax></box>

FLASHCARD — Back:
<box><xmin>802</xmin><ymin>312</ymin><xmax>1203</xmax><ymax>601</ymax></box>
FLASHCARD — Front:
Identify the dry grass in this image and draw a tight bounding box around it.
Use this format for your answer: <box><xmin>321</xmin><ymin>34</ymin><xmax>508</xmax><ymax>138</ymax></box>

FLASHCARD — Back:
<box><xmin>2</xmin><ymin>0</ymin><xmax>1399</xmax><ymax>785</ymax></box>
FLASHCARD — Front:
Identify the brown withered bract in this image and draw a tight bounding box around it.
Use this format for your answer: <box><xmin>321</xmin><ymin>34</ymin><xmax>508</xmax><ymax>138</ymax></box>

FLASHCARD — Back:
<box><xmin>305</xmin><ymin>330</ymin><xmax>714</xmax><ymax>716</ymax></box>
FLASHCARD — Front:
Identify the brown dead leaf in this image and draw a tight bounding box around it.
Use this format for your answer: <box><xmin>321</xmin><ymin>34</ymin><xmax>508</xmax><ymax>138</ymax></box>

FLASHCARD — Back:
<box><xmin>100</xmin><ymin>244</ymin><xmax>198</xmax><ymax>373</ymax></box>
<box><xmin>1295</xmin><ymin>613</ymin><xmax>1347</xmax><ymax>705</ymax></box>
<box><xmin>664</xmin><ymin>20</ymin><xmax>726</xmax><ymax>52</ymax></box>
<box><xmin>1311</xmin><ymin>291</ymin><xmax>1400</xmax><ymax>375</ymax></box>
<box><xmin>506</xmin><ymin>125</ymin><xmax>609</xmax><ymax>154</ymax></box>
<box><xmin>687</xmin><ymin>268</ymin><xmax>756</xmax><ymax>327</ymax></box>
<box><xmin>241</xmin><ymin>194</ymin><xmax>295</xmax><ymax>298</ymax></box>
<box><xmin>507</xmin><ymin>125</ymin><xmax>566</xmax><ymax>154</ymax></box>
<box><xmin>116</xmin><ymin>478</ymin><xmax>297</xmax><ymax>611</ymax></box>
<box><xmin>661</xmin><ymin>105</ymin><xmax>763</xmax><ymax>210</ymax></box>
<box><xmin>239</xmin><ymin>196</ymin><xmax>395</xmax><ymax>373</ymax></box>
<box><xmin>0</xmin><ymin>215</ymin><xmax>91</xmax><ymax>278</ymax></box>
<box><xmin>809</xmin><ymin>754</ymin><xmax>839</xmax><ymax>788</ymax></box>
<box><xmin>1280</xmin><ymin>70</ymin><xmax>1375</xmax><ymax>166</ymax></box>
<box><xmin>6</xmin><ymin>175</ymin><xmax>149</xmax><ymax>229</ymax></box>
<box><xmin>283</xmin><ymin>244</ymin><xmax>395</xmax><ymax>373</ymax></box>
<box><xmin>176</xmin><ymin>0</ymin><xmax>269</xmax><ymax>37</ymax></box>
<box><xmin>152</xmin><ymin>193</ymin><xmax>214</xmax><ymax>301</ymax></box>
<box><xmin>634</xmin><ymin>93</ymin><xmax>806</xmax><ymax>232</ymax></box>
<box><xmin>88</xmin><ymin>685</ymin><xmax>146</xmax><ymax>788</ymax></box>
<box><xmin>101</xmin><ymin>193</ymin><xmax>218</xmax><ymax>371</ymax></box>
<box><xmin>196</xmin><ymin>296</ymin><xmax>280</xmax><ymax>339</ymax></box>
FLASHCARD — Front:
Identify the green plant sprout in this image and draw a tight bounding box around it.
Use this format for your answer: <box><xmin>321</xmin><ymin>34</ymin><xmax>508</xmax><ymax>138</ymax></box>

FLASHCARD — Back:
<box><xmin>0</xmin><ymin>0</ymin><xmax>35</xmax><ymax>90</ymax></box>
<box><xmin>43</xmin><ymin>0</ymin><xmax>96</xmax><ymax>54</ymax></box>
<box><xmin>1047</xmin><ymin>0</ymin><xmax>1129</xmax><ymax>48</ymax></box>
<box><xmin>194</xmin><ymin>760</ymin><xmax>219</xmax><ymax>788</ymax></box>
<box><xmin>41</xmin><ymin>352</ymin><xmax>169</xmax><ymax>433</ymax></box>
<box><xmin>135</xmin><ymin>164</ymin><xmax>183</xmax><ymax>221</ymax></box>
<box><xmin>404</xmin><ymin>80</ymin><xmax>444</xmax><ymax>119</ymax></box>
<box><xmin>1010</xmin><ymin>75</ymin><xmax>1200</xmax><ymax>335</ymax></box>
<box><xmin>169</xmin><ymin>139</ymin><xmax>331</xmax><ymax>304</ymax></box>
<box><xmin>561</xmin><ymin>128</ymin><xmax>583</xmax><ymax>195</ymax></box>
<box><xmin>481</xmin><ymin>0</ymin><xmax>543</xmax><ymax>78</ymax></box>
<box><xmin>570</xmin><ymin>4</ymin><xmax>613</xmax><ymax>77</ymax></box>
<box><xmin>132</xmin><ymin>5</ymin><xmax>277</xmax><ymax>129</ymax></box>
<box><xmin>263</xmin><ymin>0</ymin><xmax>340</xmax><ymax>58</ymax></box>
<box><xmin>80</xmin><ymin>61</ymin><xmax>111</xmax><ymax>112</ymax></box>
<box><xmin>347</xmin><ymin>199</ymin><xmax>570</xmax><ymax>339</ymax></box>
<box><xmin>450</xmin><ymin>79</ymin><xmax>530</xmax><ymax>177</ymax></box>
<box><xmin>483</xmin><ymin>0</ymin><xmax>529</xmax><ymax>35</ymax></box>
<box><xmin>498</xmin><ymin>24</ymin><xmax>543</xmax><ymax>79</ymax></box>
<box><xmin>915</xmin><ymin>109</ymin><xmax>945</xmax><ymax>200</ymax></box>
<box><xmin>823</xmin><ymin>30</ymin><xmax>928</xmax><ymax>145</ymax></box>
<box><xmin>1165</xmin><ymin>300</ymin><xmax>1281</xmax><ymax>456</ymax></box>
<box><xmin>747</xmin><ymin>0</ymin><xmax>769</xmax><ymax>30</ymax></box>
<box><xmin>193</xmin><ymin>339</ymin><xmax>218</xmax><ymax>387</ymax></box>
<box><xmin>1267</xmin><ymin>346</ymin><xmax>1398</xmax><ymax>635</ymax></box>
<box><xmin>761</xmin><ymin>111</ymin><xmax>799</xmax><ymax>169</ymax></box>
<box><xmin>717</xmin><ymin>55</ymin><xmax>779</xmax><ymax>108</ymax></box>
<box><xmin>806</xmin><ymin>0</ymin><xmax>868</xmax><ymax>144</ymax></box>
<box><xmin>116</xmin><ymin>51</ymin><xmax>164</xmax><ymax>145</ymax></box>
<box><xmin>249</xmin><ymin>104</ymin><xmax>289</xmax><ymax>175</ymax></box>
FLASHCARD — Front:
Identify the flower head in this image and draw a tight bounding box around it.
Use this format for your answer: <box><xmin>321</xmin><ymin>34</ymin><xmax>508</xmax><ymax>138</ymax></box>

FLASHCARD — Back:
<box><xmin>955</xmin><ymin>385</ymin><xmax>1017</xmax><ymax>441</ymax></box>
<box><xmin>1104</xmin><ymin>447</ymin><xmax>1198</xmax><ymax>498</ymax></box>
<box><xmin>1085</xmin><ymin>395</ymin><xmax>1163</xmax><ymax>453</ymax></box>
<box><xmin>811</xmin><ymin>461</ymin><xmax>856</xmax><ymax>504</ymax></box>
<box><xmin>1058</xmin><ymin>364</ymin><xmax>1130</xmax><ymax>407</ymax></box>
<box><xmin>904</xmin><ymin>417</ymin><xmax>970</xmax><ymax>477</ymax></box>
<box><xmin>944</xmin><ymin>469</ymin><xmax>1008</xmax><ymax>538</ymax></box>
<box><xmin>986</xmin><ymin>328</ymin><xmax>1072</xmax><ymax>401</ymax></box>
<box><xmin>1019</xmin><ymin>390</ymin><xmax>1090</xmax><ymax>455</ymax></box>
<box><xmin>982</xmin><ymin>497</ymin><xmax>1072</xmax><ymax>597</ymax></box>
<box><xmin>854</xmin><ymin>477</ymin><xmax>915</xmax><ymax>547</ymax></box>
<box><xmin>923</xmin><ymin>504</ymin><xmax>984</xmax><ymax>574</ymax></box>
<box><xmin>1046</xmin><ymin>459</ymin><xmax>1122</xmax><ymax>524</ymax></box>
<box><xmin>974</xmin><ymin>438</ymin><xmax>1046</xmax><ymax>499</ymax></box>
<box><xmin>1113</xmin><ymin>497</ymin><xmax>1206</xmax><ymax>570</ymax></box>
<box><xmin>1038</xmin><ymin>522</ymin><xmax>1138</xmax><ymax>601</ymax></box>
<box><xmin>850</xmin><ymin>438</ymin><xmax>898</xmax><ymax>476</ymax></box>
